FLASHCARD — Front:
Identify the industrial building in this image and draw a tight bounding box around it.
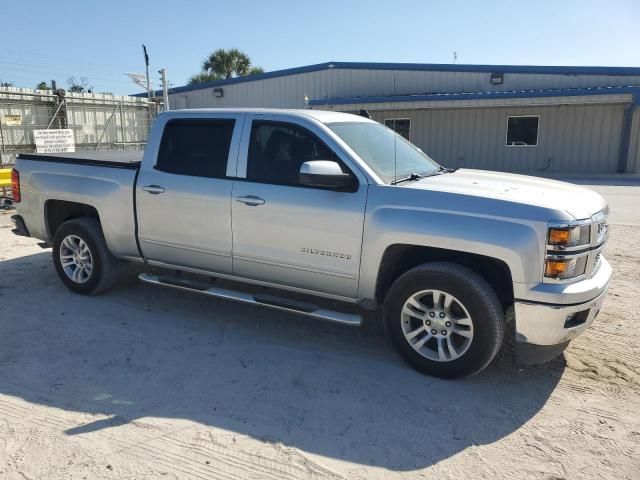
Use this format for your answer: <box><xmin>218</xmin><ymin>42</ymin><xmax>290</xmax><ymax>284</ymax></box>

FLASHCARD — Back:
<box><xmin>164</xmin><ymin>62</ymin><xmax>640</xmax><ymax>173</ymax></box>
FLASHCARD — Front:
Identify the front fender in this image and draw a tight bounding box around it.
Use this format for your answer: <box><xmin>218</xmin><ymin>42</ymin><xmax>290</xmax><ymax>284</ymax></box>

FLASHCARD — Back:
<box><xmin>357</xmin><ymin>206</ymin><xmax>543</xmax><ymax>302</ymax></box>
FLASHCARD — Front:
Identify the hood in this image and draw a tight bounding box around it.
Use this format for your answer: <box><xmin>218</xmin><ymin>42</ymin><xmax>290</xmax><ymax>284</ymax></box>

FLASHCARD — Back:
<box><xmin>405</xmin><ymin>169</ymin><xmax>606</xmax><ymax>220</ymax></box>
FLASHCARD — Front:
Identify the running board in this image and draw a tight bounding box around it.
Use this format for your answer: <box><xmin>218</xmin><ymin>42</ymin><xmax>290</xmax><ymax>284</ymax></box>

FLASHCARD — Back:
<box><xmin>138</xmin><ymin>273</ymin><xmax>363</xmax><ymax>327</ymax></box>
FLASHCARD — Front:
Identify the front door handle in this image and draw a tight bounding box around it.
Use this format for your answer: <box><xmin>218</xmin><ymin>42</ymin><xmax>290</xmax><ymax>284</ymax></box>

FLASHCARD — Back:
<box><xmin>235</xmin><ymin>195</ymin><xmax>265</xmax><ymax>206</ymax></box>
<box><xmin>141</xmin><ymin>185</ymin><xmax>166</xmax><ymax>194</ymax></box>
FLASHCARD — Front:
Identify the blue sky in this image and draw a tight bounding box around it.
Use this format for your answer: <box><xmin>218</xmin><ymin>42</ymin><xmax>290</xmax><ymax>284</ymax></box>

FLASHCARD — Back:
<box><xmin>2</xmin><ymin>0</ymin><xmax>639</xmax><ymax>95</ymax></box>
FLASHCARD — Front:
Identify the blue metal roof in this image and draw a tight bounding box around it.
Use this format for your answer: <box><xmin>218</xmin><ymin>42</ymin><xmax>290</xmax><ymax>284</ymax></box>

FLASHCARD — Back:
<box><xmin>138</xmin><ymin>61</ymin><xmax>640</xmax><ymax>97</ymax></box>
<box><xmin>308</xmin><ymin>85</ymin><xmax>640</xmax><ymax>106</ymax></box>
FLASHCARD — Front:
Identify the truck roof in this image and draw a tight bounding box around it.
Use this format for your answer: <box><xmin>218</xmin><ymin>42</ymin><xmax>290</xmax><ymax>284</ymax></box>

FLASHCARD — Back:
<box><xmin>161</xmin><ymin>108</ymin><xmax>372</xmax><ymax>124</ymax></box>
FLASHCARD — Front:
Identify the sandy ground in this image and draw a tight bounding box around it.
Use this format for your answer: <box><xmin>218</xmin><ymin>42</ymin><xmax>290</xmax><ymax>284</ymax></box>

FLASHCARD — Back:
<box><xmin>0</xmin><ymin>184</ymin><xmax>639</xmax><ymax>480</ymax></box>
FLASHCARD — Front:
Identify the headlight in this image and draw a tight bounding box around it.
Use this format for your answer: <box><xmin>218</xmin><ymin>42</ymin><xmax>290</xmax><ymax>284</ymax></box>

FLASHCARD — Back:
<box><xmin>545</xmin><ymin>256</ymin><xmax>588</xmax><ymax>280</ymax></box>
<box><xmin>547</xmin><ymin>225</ymin><xmax>590</xmax><ymax>249</ymax></box>
<box><xmin>545</xmin><ymin>211</ymin><xmax>608</xmax><ymax>283</ymax></box>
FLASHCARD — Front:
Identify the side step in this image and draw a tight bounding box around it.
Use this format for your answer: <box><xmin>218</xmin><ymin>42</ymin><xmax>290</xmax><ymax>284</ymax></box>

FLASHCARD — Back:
<box><xmin>138</xmin><ymin>273</ymin><xmax>363</xmax><ymax>327</ymax></box>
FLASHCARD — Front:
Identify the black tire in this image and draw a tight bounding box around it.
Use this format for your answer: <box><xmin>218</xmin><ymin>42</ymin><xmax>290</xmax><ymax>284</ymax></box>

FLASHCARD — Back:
<box><xmin>384</xmin><ymin>262</ymin><xmax>504</xmax><ymax>379</ymax></box>
<box><xmin>52</xmin><ymin>217</ymin><xmax>121</xmax><ymax>295</ymax></box>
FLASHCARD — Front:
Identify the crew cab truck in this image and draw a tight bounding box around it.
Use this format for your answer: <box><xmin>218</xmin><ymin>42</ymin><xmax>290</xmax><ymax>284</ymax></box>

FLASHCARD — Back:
<box><xmin>10</xmin><ymin>109</ymin><xmax>611</xmax><ymax>378</ymax></box>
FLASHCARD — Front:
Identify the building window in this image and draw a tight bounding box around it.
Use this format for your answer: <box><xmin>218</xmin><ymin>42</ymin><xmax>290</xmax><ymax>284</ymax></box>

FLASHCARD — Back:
<box><xmin>506</xmin><ymin>115</ymin><xmax>539</xmax><ymax>146</ymax></box>
<box><xmin>384</xmin><ymin>118</ymin><xmax>411</xmax><ymax>141</ymax></box>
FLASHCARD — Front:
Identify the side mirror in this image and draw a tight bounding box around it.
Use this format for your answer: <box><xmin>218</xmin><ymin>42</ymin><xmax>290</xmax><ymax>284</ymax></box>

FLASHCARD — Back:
<box><xmin>299</xmin><ymin>161</ymin><xmax>353</xmax><ymax>189</ymax></box>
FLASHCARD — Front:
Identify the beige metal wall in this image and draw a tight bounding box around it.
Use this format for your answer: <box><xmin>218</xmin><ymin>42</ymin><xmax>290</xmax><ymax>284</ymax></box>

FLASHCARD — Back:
<box><xmin>628</xmin><ymin>108</ymin><xmax>640</xmax><ymax>173</ymax></box>
<box><xmin>324</xmin><ymin>69</ymin><xmax>640</xmax><ymax>98</ymax></box>
<box><xmin>166</xmin><ymin>66</ymin><xmax>640</xmax><ymax>173</ymax></box>
<box><xmin>171</xmin><ymin>70</ymin><xmax>330</xmax><ymax>109</ymax></box>
<box><xmin>369</xmin><ymin>103</ymin><xmax>626</xmax><ymax>173</ymax></box>
<box><xmin>169</xmin><ymin>67</ymin><xmax>640</xmax><ymax>110</ymax></box>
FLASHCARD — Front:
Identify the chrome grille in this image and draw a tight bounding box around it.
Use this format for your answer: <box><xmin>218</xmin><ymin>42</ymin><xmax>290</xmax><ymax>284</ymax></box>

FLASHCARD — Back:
<box><xmin>595</xmin><ymin>220</ymin><xmax>608</xmax><ymax>245</ymax></box>
<box><xmin>591</xmin><ymin>252</ymin><xmax>602</xmax><ymax>275</ymax></box>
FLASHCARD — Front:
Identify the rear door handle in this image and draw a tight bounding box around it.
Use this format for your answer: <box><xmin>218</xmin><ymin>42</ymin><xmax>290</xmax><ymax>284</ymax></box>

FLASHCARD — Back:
<box><xmin>141</xmin><ymin>185</ymin><xmax>166</xmax><ymax>194</ymax></box>
<box><xmin>235</xmin><ymin>195</ymin><xmax>265</xmax><ymax>206</ymax></box>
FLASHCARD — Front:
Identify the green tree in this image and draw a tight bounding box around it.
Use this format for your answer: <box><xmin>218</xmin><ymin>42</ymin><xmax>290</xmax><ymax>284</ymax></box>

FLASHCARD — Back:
<box><xmin>203</xmin><ymin>48</ymin><xmax>250</xmax><ymax>79</ymax></box>
<box><xmin>248</xmin><ymin>66</ymin><xmax>264</xmax><ymax>76</ymax></box>
<box><xmin>188</xmin><ymin>71</ymin><xmax>223</xmax><ymax>85</ymax></box>
<box><xmin>0</xmin><ymin>80</ymin><xmax>14</xmax><ymax>87</ymax></box>
<box><xmin>189</xmin><ymin>49</ymin><xmax>263</xmax><ymax>85</ymax></box>
<box><xmin>36</xmin><ymin>81</ymin><xmax>51</xmax><ymax>90</ymax></box>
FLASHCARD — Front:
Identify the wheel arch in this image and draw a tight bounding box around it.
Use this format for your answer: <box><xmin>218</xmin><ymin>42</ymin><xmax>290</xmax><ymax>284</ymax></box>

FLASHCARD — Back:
<box><xmin>374</xmin><ymin>244</ymin><xmax>514</xmax><ymax>310</ymax></box>
<box><xmin>45</xmin><ymin>200</ymin><xmax>101</xmax><ymax>240</ymax></box>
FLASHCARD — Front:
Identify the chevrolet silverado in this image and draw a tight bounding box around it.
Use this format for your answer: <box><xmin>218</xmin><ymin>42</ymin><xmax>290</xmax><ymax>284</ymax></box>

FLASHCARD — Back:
<box><xmin>10</xmin><ymin>109</ymin><xmax>611</xmax><ymax>378</ymax></box>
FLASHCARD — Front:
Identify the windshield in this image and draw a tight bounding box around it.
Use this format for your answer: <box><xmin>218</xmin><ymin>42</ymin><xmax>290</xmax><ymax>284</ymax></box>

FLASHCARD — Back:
<box><xmin>327</xmin><ymin>121</ymin><xmax>440</xmax><ymax>184</ymax></box>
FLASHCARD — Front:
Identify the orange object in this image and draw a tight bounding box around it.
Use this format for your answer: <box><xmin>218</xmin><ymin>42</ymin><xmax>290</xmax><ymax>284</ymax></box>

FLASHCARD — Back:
<box><xmin>11</xmin><ymin>168</ymin><xmax>20</xmax><ymax>203</ymax></box>
<box><xmin>548</xmin><ymin>228</ymin><xmax>570</xmax><ymax>245</ymax></box>
<box><xmin>545</xmin><ymin>259</ymin><xmax>568</xmax><ymax>277</ymax></box>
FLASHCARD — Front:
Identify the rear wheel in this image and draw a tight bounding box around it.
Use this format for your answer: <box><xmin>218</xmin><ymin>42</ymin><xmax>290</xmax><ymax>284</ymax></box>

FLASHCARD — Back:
<box><xmin>384</xmin><ymin>262</ymin><xmax>504</xmax><ymax>379</ymax></box>
<box><xmin>52</xmin><ymin>217</ymin><xmax>121</xmax><ymax>295</ymax></box>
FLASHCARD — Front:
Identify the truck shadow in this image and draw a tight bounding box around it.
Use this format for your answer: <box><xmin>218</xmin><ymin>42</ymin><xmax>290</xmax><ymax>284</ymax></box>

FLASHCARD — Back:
<box><xmin>0</xmin><ymin>251</ymin><xmax>564</xmax><ymax>471</ymax></box>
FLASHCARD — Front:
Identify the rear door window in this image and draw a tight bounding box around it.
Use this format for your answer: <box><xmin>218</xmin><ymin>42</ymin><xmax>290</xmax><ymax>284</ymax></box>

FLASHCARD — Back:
<box><xmin>156</xmin><ymin>119</ymin><xmax>235</xmax><ymax>178</ymax></box>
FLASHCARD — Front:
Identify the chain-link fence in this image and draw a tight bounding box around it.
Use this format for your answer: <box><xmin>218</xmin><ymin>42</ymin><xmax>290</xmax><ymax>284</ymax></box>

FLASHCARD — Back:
<box><xmin>0</xmin><ymin>87</ymin><xmax>161</xmax><ymax>166</ymax></box>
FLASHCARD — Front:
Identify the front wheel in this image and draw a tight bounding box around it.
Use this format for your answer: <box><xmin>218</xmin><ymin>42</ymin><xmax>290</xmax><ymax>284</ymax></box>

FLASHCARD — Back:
<box><xmin>52</xmin><ymin>217</ymin><xmax>121</xmax><ymax>295</ymax></box>
<box><xmin>384</xmin><ymin>262</ymin><xmax>504</xmax><ymax>379</ymax></box>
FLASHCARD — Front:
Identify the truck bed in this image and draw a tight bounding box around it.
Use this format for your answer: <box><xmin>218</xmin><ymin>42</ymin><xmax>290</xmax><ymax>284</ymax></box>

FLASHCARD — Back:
<box><xmin>14</xmin><ymin>150</ymin><xmax>142</xmax><ymax>258</ymax></box>
<box><xmin>17</xmin><ymin>150</ymin><xmax>142</xmax><ymax>169</ymax></box>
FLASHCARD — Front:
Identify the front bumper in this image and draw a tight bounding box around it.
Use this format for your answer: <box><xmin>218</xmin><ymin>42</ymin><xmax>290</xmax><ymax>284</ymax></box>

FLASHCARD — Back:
<box><xmin>513</xmin><ymin>256</ymin><xmax>611</xmax><ymax>363</ymax></box>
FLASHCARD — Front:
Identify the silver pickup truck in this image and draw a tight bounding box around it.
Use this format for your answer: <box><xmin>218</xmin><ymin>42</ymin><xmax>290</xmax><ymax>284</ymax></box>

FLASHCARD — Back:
<box><xmin>10</xmin><ymin>109</ymin><xmax>611</xmax><ymax>378</ymax></box>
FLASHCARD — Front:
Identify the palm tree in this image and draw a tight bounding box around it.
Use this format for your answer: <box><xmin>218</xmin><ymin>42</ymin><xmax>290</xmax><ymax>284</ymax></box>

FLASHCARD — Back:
<box><xmin>188</xmin><ymin>71</ymin><xmax>223</xmax><ymax>85</ymax></box>
<box><xmin>202</xmin><ymin>49</ymin><xmax>254</xmax><ymax>79</ymax></box>
<box><xmin>189</xmin><ymin>49</ymin><xmax>263</xmax><ymax>85</ymax></box>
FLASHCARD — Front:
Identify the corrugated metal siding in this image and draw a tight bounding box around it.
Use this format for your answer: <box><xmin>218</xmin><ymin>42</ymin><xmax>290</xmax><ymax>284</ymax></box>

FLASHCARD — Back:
<box><xmin>172</xmin><ymin>70</ymin><xmax>327</xmax><ymax>109</ymax></box>
<box><xmin>166</xmin><ymin>66</ymin><xmax>639</xmax><ymax>173</ymax></box>
<box><xmin>369</xmin><ymin>104</ymin><xmax>625</xmax><ymax>173</ymax></box>
<box><xmin>628</xmin><ymin>108</ymin><xmax>640</xmax><ymax>173</ymax></box>
<box><xmin>169</xmin><ymin>68</ymin><xmax>640</xmax><ymax>108</ymax></box>
<box><xmin>327</xmin><ymin>69</ymin><xmax>640</xmax><ymax>97</ymax></box>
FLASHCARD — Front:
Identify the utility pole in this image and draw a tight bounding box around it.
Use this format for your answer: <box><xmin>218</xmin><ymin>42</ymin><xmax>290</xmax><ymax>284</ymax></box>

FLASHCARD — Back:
<box><xmin>159</xmin><ymin>68</ymin><xmax>169</xmax><ymax>111</ymax></box>
<box><xmin>142</xmin><ymin>44</ymin><xmax>153</xmax><ymax>99</ymax></box>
